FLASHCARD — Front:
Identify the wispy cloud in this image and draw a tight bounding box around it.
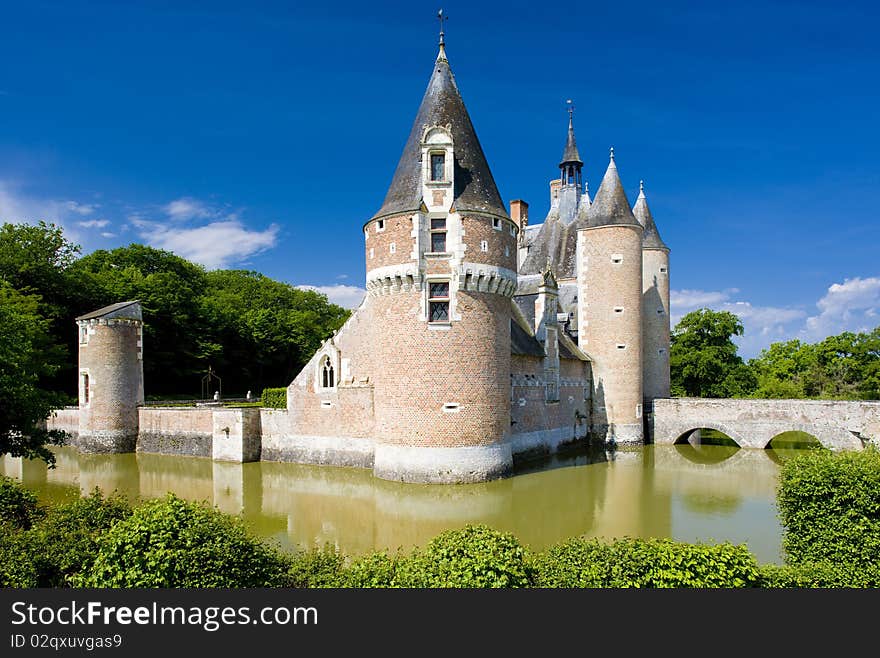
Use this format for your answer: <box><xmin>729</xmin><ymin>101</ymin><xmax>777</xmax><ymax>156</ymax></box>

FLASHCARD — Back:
<box><xmin>164</xmin><ymin>197</ymin><xmax>213</xmax><ymax>221</ymax></box>
<box><xmin>336</xmin><ymin>274</ymin><xmax>349</xmax><ymax>280</ymax></box>
<box><xmin>139</xmin><ymin>218</ymin><xmax>278</xmax><ymax>269</ymax></box>
<box><xmin>100</xmin><ymin>232</ymin><xmax>116</xmax><ymax>238</ymax></box>
<box><xmin>65</xmin><ymin>201</ymin><xmax>97</xmax><ymax>216</ymax></box>
<box><xmin>77</xmin><ymin>218</ymin><xmax>109</xmax><ymax>228</ymax></box>
<box><xmin>671</xmin><ymin>278</ymin><xmax>880</xmax><ymax>358</ymax></box>
<box><xmin>297</xmin><ymin>284</ymin><xmax>366</xmax><ymax>309</ymax></box>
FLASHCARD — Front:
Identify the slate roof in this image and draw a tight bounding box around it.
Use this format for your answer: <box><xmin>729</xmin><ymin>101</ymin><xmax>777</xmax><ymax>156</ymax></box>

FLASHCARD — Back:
<box><xmin>370</xmin><ymin>48</ymin><xmax>508</xmax><ymax>222</ymax></box>
<box><xmin>75</xmin><ymin>300</ymin><xmax>141</xmax><ymax>321</ymax></box>
<box><xmin>633</xmin><ymin>182</ymin><xmax>669</xmax><ymax>251</ymax></box>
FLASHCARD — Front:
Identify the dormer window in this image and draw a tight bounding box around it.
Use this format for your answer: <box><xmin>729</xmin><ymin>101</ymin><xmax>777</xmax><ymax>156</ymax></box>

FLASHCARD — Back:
<box><xmin>431</xmin><ymin>153</ymin><xmax>445</xmax><ymax>181</ymax></box>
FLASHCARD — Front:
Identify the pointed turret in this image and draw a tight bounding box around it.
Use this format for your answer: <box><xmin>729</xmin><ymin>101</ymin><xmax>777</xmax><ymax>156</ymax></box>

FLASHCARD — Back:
<box><xmin>633</xmin><ymin>180</ymin><xmax>668</xmax><ymax>250</ymax></box>
<box><xmin>370</xmin><ymin>43</ymin><xmax>508</xmax><ymax>222</ymax></box>
<box><xmin>559</xmin><ymin>108</ymin><xmax>583</xmax><ymax>167</ymax></box>
<box><xmin>637</xmin><ymin>179</ymin><xmax>671</xmax><ymax>403</ymax></box>
<box><xmin>587</xmin><ymin>148</ymin><xmax>640</xmax><ymax>228</ymax></box>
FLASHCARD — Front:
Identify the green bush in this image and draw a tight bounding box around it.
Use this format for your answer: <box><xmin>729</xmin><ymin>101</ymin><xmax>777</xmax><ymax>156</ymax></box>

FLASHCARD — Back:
<box><xmin>532</xmin><ymin>537</ymin><xmax>760</xmax><ymax>588</ymax></box>
<box><xmin>757</xmin><ymin>562</ymin><xmax>877</xmax><ymax>588</ymax></box>
<box><xmin>26</xmin><ymin>489</ymin><xmax>132</xmax><ymax>587</ymax></box>
<box><xmin>261</xmin><ymin>387</ymin><xmax>287</xmax><ymax>409</ymax></box>
<box><xmin>281</xmin><ymin>545</ymin><xmax>345</xmax><ymax>588</ymax></box>
<box><xmin>339</xmin><ymin>551</ymin><xmax>402</xmax><ymax>588</ymax></box>
<box><xmin>74</xmin><ymin>493</ymin><xmax>288</xmax><ymax>588</ymax></box>
<box><xmin>0</xmin><ymin>476</ymin><xmax>43</xmax><ymax>530</ymax></box>
<box><xmin>777</xmin><ymin>447</ymin><xmax>880</xmax><ymax>571</ymax></box>
<box><xmin>395</xmin><ymin>525</ymin><xmax>532</xmax><ymax>588</ymax></box>
<box><xmin>0</xmin><ymin>527</ymin><xmax>42</xmax><ymax>587</ymax></box>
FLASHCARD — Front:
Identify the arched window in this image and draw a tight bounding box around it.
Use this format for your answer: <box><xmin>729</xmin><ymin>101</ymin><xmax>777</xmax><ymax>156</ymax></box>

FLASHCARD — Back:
<box><xmin>321</xmin><ymin>356</ymin><xmax>335</xmax><ymax>389</ymax></box>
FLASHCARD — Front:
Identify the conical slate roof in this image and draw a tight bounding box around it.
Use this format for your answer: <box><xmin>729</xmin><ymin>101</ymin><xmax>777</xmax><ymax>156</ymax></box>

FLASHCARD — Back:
<box><xmin>519</xmin><ymin>208</ymin><xmax>562</xmax><ymax>275</ymax></box>
<box><xmin>633</xmin><ymin>182</ymin><xmax>669</xmax><ymax>251</ymax></box>
<box><xmin>586</xmin><ymin>151</ymin><xmax>640</xmax><ymax>228</ymax></box>
<box><xmin>370</xmin><ymin>48</ymin><xmax>508</xmax><ymax>221</ymax></box>
<box><xmin>559</xmin><ymin>115</ymin><xmax>583</xmax><ymax>166</ymax></box>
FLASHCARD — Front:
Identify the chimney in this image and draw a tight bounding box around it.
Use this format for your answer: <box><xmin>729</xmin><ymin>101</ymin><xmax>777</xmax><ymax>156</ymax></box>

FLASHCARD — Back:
<box><xmin>549</xmin><ymin>179</ymin><xmax>562</xmax><ymax>208</ymax></box>
<box><xmin>509</xmin><ymin>199</ymin><xmax>529</xmax><ymax>231</ymax></box>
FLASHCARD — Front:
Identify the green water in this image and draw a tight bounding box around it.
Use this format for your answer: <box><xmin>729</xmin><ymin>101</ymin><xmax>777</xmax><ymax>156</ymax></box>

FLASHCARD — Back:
<box><xmin>1</xmin><ymin>441</ymin><xmax>813</xmax><ymax>565</ymax></box>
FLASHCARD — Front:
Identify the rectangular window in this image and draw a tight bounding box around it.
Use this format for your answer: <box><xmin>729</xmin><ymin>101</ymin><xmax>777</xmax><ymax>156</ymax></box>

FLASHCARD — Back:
<box><xmin>377</xmin><ymin>219</ymin><xmax>385</xmax><ymax>232</ymax></box>
<box><xmin>79</xmin><ymin>325</ymin><xmax>88</xmax><ymax>344</ymax></box>
<box><xmin>492</xmin><ymin>218</ymin><xmax>502</xmax><ymax>231</ymax></box>
<box><xmin>431</xmin><ymin>153</ymin><xmax>445</xmax><ymax>181</ymax></box>
<box><xmin>430</xmin><ymin>217</ymin><xmax>446</xmax><ymax>253</ymax></box>
<box><xmin>428</xmin><ymin>281</ymin><xmax>450</xmax><ymax>322</ymax></box>
<box><xmin>81</xmin><ymin>373</ymin><xmax>89</xmax><ymax>405</ymax></box>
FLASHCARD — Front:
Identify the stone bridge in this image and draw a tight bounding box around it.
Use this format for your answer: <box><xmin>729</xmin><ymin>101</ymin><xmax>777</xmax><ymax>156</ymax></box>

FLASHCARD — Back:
<box><xmin>650</xmin><ymin>398</ymin><xmax>880</xmax><ymax>451</ymax></box>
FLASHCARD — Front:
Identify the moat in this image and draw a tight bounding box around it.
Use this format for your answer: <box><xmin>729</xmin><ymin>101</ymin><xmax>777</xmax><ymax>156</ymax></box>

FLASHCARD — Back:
<box><xmin>1</xmin><ymin>441</ymin><xmax>814</xmax><ymax>565</ymax></box>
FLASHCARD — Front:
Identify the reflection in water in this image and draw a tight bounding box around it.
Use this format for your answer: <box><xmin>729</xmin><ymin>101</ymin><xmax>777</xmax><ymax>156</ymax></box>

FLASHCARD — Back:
<box><xmin>2</xmin><ymin>442</ymin><xmax>793</xmax><ymax>564</ymax></box>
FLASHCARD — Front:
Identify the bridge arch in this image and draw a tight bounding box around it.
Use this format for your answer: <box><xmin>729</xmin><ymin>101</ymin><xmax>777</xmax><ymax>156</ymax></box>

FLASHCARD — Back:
<box><xmin>671</xmin><ymin>422</ymin><xmax>754</xmax><ymax>449</ymax></box>
<box><xmin>763</xmin><ymin>425</ymin><xmax>863</xmax><ymax>451</ymax></box>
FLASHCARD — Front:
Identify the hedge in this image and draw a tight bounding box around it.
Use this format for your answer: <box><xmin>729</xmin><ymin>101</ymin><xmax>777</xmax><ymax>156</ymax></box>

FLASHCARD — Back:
<box><xmin>777</xmin><ymin>446</ymin><xmax>880</xmax><ymax>585</ymax></box>
<box><xmin>261</xmin><ymin>387</ymin><xmax>287</xmax><ymax>409</ymax></box>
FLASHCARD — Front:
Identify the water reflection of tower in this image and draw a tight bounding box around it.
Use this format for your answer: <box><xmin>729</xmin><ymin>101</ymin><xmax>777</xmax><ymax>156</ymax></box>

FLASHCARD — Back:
<box><xmin>592</xmin><ymin>446</ymin><xmax>671</xmax><ymax>540</ymax></box>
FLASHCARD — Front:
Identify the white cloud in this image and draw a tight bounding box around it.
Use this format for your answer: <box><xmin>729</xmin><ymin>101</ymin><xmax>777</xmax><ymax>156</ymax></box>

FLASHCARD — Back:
<box><xmin>670</xmin><ymin>288</ymin><xmax>736</xmax><ymax>310</ymax></box>
<box><xmin>100</xmin><ymin>232</ymin><xmax>116</xmax><ymax>238</ymax></box>
<box><xmin>336</xmin><ymin>274</ymin><xmax>349</xmax><ymax>280</ymax></box>
<box><xmin>139</xmin><ymin>219</ymin><xmax>279</xmax><ymax>269</ymax></box>
<box><xmin>800</xmin><ymin>277</ymin><xmax>880</xmax><ymax>342</ymax></box>
<box><xmin>65</xmin><ymin>201</ymin><xmax>97</xmax><ymax>215</ymax></box>
<box><xmin>77</xmin><ymin>218</ymin><xmax>109</xmax><ymax>228</ymax></box>
<box><xmin>297</xmin><ymin>284</ymin><xmax>366</xmax><ymax>309</ymax></box>
<box><xmin>164</xmin><ymin>197</ymin><xmax>213</xmax><ymax>221</ymax></box>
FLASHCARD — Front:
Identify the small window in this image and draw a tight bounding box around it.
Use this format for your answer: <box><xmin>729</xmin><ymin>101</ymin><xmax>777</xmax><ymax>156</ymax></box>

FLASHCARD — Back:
<box><xmin>611</xmin><ymin>255</ymin><xmax>623</xmax><ymax>264</ymax></box>
<box><xmin>81</xmin><ymin>373</ymin><xmax>89</xmax><ymax>404</ymax></box>
<box><xmin>636</xmin><ymin>403</ymin><xmax>643</xmax><ymax>419</ymax></box>
<box><xmin>430</xmin><ymin>217</ymin><xmax>446</xmax><ymax>253</ymax></box>
<box><xmin>321</xmin><ymin>355</ymin><xmax>335</xmax><ymax>389</ymax></box>
<box><xmin>657</xmin><ymin>308</ymin><xmax>665</xmax><ymax>315</ymax></box>
<box><xmin>492</xmin><ymin>218</ymin><xmax>502</xmax><ymax>231</ymax></box>
<box><xmin>364</xmin><ymin>228</ymin><xmax>369</xmax><ymax>239</ymax></box>
<box><xmin>369</xmin><ymin>248</ymin><xmax>374</xmax><ymax>259</ymax></box>
<box><xmin>377</xmin><ymin>219</ymin><xmax>385</xmax><ymax>232</ymax></box>
<box><xmin>79</xmin><ymin>325</ymin><xmax>88</xmax><ymax>345</ymax></box>
<box><xmin>428</xmin><ymin>281</ymin><xmax>450</xmax><ymax>323</ymax></box>
<box><xmin>442</xmin><ymin>402</ymin><xmax>460</xmax><ymax>413</ymax></box>
<box><xmin>659</xmin><ymin>267</ymin><xmax>668</xmax><ymax>274</ymax></box>
<box><xmin>390</xmin><ymin>242</ymin><xmax>396</xmax><ymax>254</ymax></box>
<box><xmin>504</xmin><ymin>245</ymin><xmax>510</xmax><ymax>257</ymax></box>
<box><xmin>320</xmin><ymin>400</ymin><xmax>333</xmax><ymax>409</ymax></box>
<box><xmin>614</xmin><ymin>307</ymin><xmax>624</xmax><ymax>314</ymax></box>
<box><xmin>431</xmin><ymin>153</ymin><xmax>445</xmax><ymax>181</ymax></box>
<box><xmin>509</xmin><ymin>225</ymin><xmax>516</xmax><ymax>236</ymax></box>
<box><xmin>616</xmin><ymin>343</ymin><xmax>626</xmax><ymax>350</ymax></box>
<box><xmin>480</xmin><ymin>240</ymin><xmax>488</xmax><ymax>252</ymax></box>
<box><xmin>658</xmin><ymin>348</ymin><xmax>666</xmax><ymax>355</ymax></box>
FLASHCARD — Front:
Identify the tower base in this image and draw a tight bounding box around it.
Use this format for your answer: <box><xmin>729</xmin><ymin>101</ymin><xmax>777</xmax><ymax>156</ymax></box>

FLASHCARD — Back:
<box><xmin>373</xmin><ymin>443</ymin><xmax>513</xmax><ymax>484</ymax></box>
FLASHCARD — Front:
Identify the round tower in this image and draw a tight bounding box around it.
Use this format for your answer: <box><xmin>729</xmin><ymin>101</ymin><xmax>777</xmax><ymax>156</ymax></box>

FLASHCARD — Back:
<box><xmin>76</xmin><ymin>300</ymin><xmax>144</xmax><ymax>453</ymax></box>
<box><xmin>577</xmin><ymin>150</ymin><xmax>644</xmax><ymax>444</ymax></box>
<box><xmin>363</xmin><ymin>39</ymin><xmax>517</xmax><ymax>483</ymax></box>
<box><xmin>634</xmin><ymin>181</ymin><xmax>671</xmax><ymax>402</ymax></box>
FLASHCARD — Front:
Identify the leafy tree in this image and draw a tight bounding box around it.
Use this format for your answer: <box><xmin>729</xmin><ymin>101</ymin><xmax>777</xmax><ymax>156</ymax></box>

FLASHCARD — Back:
<box><xmin>670</xmin><ymin>308</ymin><xmax>756</xmax><ymax>397</ymax></box>
<box><xmin>0</xmin><ymin>283</ymin><xmax>68</xmax><ymax>464</ymax></box>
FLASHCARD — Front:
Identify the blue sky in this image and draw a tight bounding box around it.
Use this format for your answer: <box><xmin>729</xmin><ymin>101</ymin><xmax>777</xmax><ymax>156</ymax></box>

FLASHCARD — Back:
<box><xmin>1</xmin><ymin>0</ymin><xmax>878</xmax><ymax>357</ymax></box>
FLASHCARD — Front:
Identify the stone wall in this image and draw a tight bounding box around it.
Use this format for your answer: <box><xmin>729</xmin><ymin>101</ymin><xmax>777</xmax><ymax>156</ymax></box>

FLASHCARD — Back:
<box><xmin>651</xmin><ymin>397</ymin><xmax>880</xmax><ymax>451</ymax></box>
<box><xmin>137</xmin><ymin>407</ymin><xmax>214</xmax><ymax>457</ymax></box>
<box><xmin>44</xmin><ymin>407</ymin><xmax>80</xmax><ymax>438</ymax></box>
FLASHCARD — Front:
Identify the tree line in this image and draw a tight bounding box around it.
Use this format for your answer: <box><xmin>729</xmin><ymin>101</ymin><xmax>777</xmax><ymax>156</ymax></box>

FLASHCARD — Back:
<box><xmin>671</xmin><ymin>308</ymin><xmax>880</xmax><ymax>400</ymax></box>
<box><xmin>0</xmin><ymin>220</ymin><xmax>349</xmax><ymax>401</ymax></box>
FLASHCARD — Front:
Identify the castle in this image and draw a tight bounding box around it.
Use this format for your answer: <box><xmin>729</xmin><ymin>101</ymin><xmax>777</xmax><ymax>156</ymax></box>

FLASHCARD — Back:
<box><xmin>282</xmin><ymin>38</ymin><xmax>669</xmax><ymax>482</ymax></box>
<box><xmin>56</xmin><ymin>38</ymin><xmax>670</xmax><ymax>484</ymax></box>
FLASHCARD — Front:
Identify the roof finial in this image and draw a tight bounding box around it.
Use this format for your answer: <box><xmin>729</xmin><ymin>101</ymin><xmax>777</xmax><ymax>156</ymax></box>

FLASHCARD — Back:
<box><xmin>437</xmin><ymin>9</ymin><xmax>448</xmax><ymax>60</ymax></box>
<box><xmin>566</xmin><ymin>99</ymin><xmax>574</xmax><ymax>127</ymax></box>
<box><xmin>638</xmin><ymin>179</ymin><xmax>646</xmax><ymax>199</ymax></box>
<box><xmin>610</xmin><ymin>146</ymin><xmax>615</xmax><ymax>161</ymax></box>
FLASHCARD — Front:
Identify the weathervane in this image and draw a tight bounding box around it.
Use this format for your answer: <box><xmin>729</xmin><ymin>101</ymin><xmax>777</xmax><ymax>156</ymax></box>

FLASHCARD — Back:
<box><xmin>566</xmin><ymin>98</ymin><xmax>574</xmax><ymax>121</ymax></box>
<box><xmin>438</xmin><ymin>8</ymin><xmax>448</xmax><ymax>47</ymax></box>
